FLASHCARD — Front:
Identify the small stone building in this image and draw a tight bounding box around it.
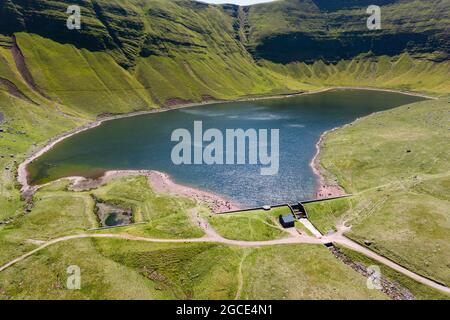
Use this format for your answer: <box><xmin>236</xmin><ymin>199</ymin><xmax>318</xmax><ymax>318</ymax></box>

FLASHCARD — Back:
<box><xmin>279</xmin><ymin>214</ymin><xmax>295</xmax><ymax>228</ymax></box>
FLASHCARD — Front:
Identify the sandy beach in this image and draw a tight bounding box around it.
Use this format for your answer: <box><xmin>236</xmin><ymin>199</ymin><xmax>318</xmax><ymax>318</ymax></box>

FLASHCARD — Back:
<box><xmin>23</xmin><ymin>169</ymin><xmax>240</xmax><ymax>213</ymax></box>
<box><xmin>66</xmin><ymin>169</ymin><xmax>241</xmax><ymax>214</ymax></box>
<box><xmin>147</xmin><ymin>171</ymin><xmax>240</xmax><ymax>213</ymax></box>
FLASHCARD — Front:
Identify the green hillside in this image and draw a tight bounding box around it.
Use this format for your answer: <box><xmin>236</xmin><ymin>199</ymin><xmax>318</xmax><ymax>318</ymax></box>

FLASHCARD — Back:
<box><xmin>312</xmin><ymin>98</ymin><xmax>450</xmax><ymax>286</ymax></box>
<box><xmin>0</xmin><ymin>0</ymin><xmax>449</xmax><ymax>300</ymax></box>
<box><xmin>0</xmin><ymin>0</ymin><xmax>311</xmax><ymax>114</ymax></box>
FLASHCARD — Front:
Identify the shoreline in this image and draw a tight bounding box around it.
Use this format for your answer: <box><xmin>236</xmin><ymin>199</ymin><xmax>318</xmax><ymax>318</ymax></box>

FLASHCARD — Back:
<box><xmin>146</xmin><ymin>171</ymin><xmax>241</xmax><ymax>213</ymax></box>
<box><xmin>318</xmin><ymin>86</ymin><xmax>437</xmax><ymax>100</ymax></box>
<box><xmin>30</xmin><ymin>170</ymin><xmax>241</xmax><ymax>214</ymax></box>
<box><xmin>310</xmin><ymin>127</ymin><xmax>347</xmax><ymax>199</ymax></box>
<box><xmin>17</xmin><ymin>86</ymin><xmax>435</xmax><ymax>202</ymax></box>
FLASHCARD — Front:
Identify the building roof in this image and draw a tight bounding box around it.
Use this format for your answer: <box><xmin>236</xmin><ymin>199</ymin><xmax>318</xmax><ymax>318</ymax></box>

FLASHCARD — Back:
<box><xmin>281</xmin><ymin>214</ymin><xmax>295</xmax><ymax>223</ymax></box>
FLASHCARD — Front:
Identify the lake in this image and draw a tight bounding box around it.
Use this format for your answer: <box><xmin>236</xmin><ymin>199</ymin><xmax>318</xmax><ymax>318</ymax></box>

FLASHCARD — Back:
<box><xmin>28</xmin><ymin>90</ymin><xmax>424</xmax><ymax>207</ymax></box>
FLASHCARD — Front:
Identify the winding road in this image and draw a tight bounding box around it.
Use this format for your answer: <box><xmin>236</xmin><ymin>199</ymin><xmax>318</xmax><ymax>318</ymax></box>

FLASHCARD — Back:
<box><xmin>1</xmin><ymin>217</ymin><xmax>449</xmax><ymax>296</ymax></box>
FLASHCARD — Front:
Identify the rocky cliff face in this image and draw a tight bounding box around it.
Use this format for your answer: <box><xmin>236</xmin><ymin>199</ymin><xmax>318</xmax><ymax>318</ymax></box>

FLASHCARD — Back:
<box><xmin>0</xmin><ymin>0</ymin><xmax>448</xmax><ymax>113</ymax></box>
<box><xmin>2</xmin><ymin>0</ymin><xmax>448</xmax><ymax>66</ymax></box>
<box><xmin>244</xmin><ymin>0</ymin><xmax>449</xmax><ymax>63</ymax></box>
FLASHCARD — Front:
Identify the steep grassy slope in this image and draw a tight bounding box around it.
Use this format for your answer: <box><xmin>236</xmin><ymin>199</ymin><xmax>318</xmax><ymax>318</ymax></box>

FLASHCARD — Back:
<box><xmin>314</xmin><ymin>98</ymin><xmax>450</xmax><ymax>286</ymax></box>
<box><xmin>262</xmin><ymin>55</ymin><xmax>450</xmax><ymax>95</ymax></box>
<box><xmin>0</xmin><ymin>0</ymin><xmax>310</xmax><ymax>113</ymax></box>
<box><xmin>15</xmin><ymin>33</ymin><xmax>155</xmax><ymax>115</ymax></box>
<box><xmin>0</xmin><ymin>91</ymin><xmax>83</xmax><ymax>222</ymax></box>
<box><xmin>132</xmin><ymin>0</ymin><xmax>308</xmax><ymax>104</ymax></box>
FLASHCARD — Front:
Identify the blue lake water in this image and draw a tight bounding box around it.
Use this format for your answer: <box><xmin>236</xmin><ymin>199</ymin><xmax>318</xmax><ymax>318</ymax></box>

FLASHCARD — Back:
<box><xmin>28</xmin><ymin>90</ymin><xmax>424</xmax><ymax>207</ymax></box>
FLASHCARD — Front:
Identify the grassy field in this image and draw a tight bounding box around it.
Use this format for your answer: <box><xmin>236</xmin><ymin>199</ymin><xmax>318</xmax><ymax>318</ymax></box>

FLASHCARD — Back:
<box><xmin>306</xmin><ymin>198</ymin><xmax>354</xmax><ymax>235</ymax></box>
<box><xmin>91</xmin><ymin>176</ymin><xmax>204</xmax><ymax>239</ymax></box>
<box><xmin>262</xmin><ymin>55</ymin><xmax>450</xmax><ymax>96</ymax></box>
<box><xmin>238</xmin><ymin>244</ymin><xmax>387</xmax><ymax>300</ymax></box>
<box><xmin>2</xmin><ymin>171</ymin><xmax>444</xmax><ymax>299</ymax></box>
<box><xmin>316</xmin><ymin>98</ymin><xmax>450</xmax><ymax>286</ymax></box>
<box><xmin>207</xmin><ymin>207</ymin><xmax>291</xmax><ymax>241</ymax></box>
<box><xmin>0</xmin><ymin>185</ymin><xmax>96</xmax><ymax>268</ymax></box>
<box><xmin>0</xmin><ymin>178</ymin><xmax>97</xmax><ymax>267</ymax></box>
<box><xmin>0</xmin><ymin>238</ymin><xmax>158</xmax><ymax>300</ymax></box>
<box><xmin>0</xmin><ymin>175</ymin><xmax>204</xmax><ymax>267</ymax></box>
<box><xmin>94</xmin><ymin>240</ymin><xmax>242</xmax><ymax>300</ymax></box>
<box><xmin>0</xmin><ymin>238</ymin><xmax>393</xmax><ymax>300</ymax></box>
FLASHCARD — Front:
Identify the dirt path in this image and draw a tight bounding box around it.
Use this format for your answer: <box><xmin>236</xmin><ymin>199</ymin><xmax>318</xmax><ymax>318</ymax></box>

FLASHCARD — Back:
<box><xmin>326</xmin><ymin>226</ymin><xmax>450</xmax><ymax>295</ymax></box>
<box><xmin>1</xmin><ymin>227</ymin><xmax>449</xmax><ymax>295</ymax></box>
<box><xmin>335</xmin><ymin>236</ymin><xmax>450</xmax><ymax>294</ymax></box>
<box><xmin>357</xmin><ymin>171</ymin><xmax>450</xmax><ymax>197</ymax></box>
<box><xmin>188</xmin><ymin>208</ymin><xmax>224</xmax><ymax>240</ymax></box>
<box><xmin>0</xmin><ymin>232</ymin><xmax>325</xmax><ymax>274</ymax></box>
<box><xmin>235</xmin><ymin>250</ymin><xmax>250</xmax><ymax>300</ymax></box>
